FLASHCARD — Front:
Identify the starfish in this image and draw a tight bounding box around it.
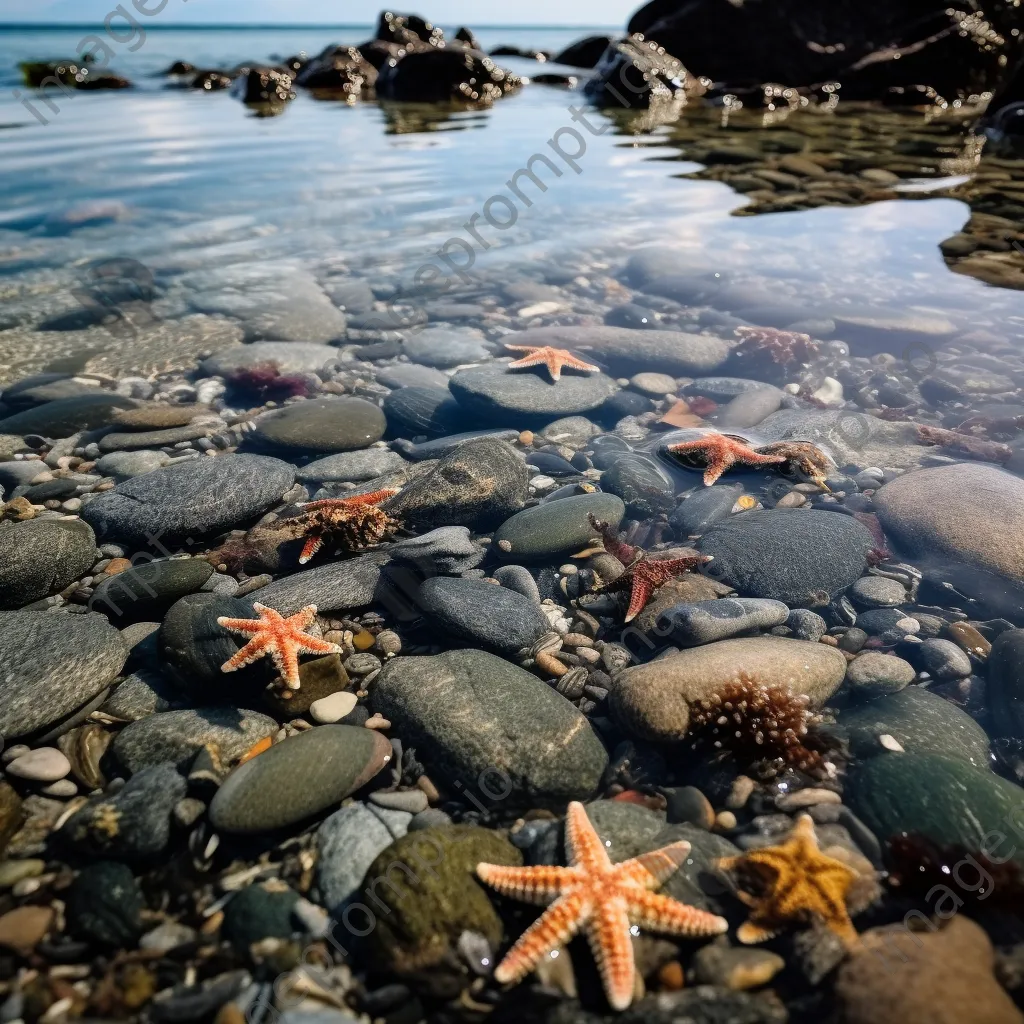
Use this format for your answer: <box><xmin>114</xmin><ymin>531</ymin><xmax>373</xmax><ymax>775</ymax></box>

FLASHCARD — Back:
<box><xmin>504</xmin><ymin>344</ymin><xmax>600</xmax><ymax>383</ymax></box>
<box><xmin>588</xmin><ymin>515</ymin><xmax>711</xmax><ymax>622</ymax></box>
<box><xmin>717</xmin><ymin>813</ymin><xmax>860</xmax><ymax>947</ymax></box>
<box><xmin>290</xmin><ymin>489</ymin><xmax>400</xmax><ymax>565</ymax></box>
<box><xmin>666</xmin><ymin>433</ymin><xmax>787</xmax><ymax>486</ymax></box>
<box><xmin>755</xmin><ymin>441</ymin><xmax>834</xmax><ymax>490</ymax></box>
<box><xmin>217</xmin><ymin>603</ymin><xmax>342</xmax><ymax>692</ymax></box>
<box><xmin>734</xmin><ymin>325</ymin><xmax>819</xmax><ymax>365</ymax></box>
<box><xmin>477</xmin><ymin>801</ymin><xmax>727</xmax><ymax>1011</ymax></box>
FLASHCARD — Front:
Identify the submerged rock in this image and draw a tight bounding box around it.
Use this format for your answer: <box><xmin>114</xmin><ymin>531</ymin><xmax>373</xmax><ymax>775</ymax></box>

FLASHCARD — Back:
<box><xmin>493</xmin><ymin>492</ymin><xmax>625</xmax><ymax>562</ymax></box>
<box><xmin>0</xmin><ymin>518</ymin><xmax>96</xmax><ymax>610</ymax></box>
<box><xmin>376</xmin><ymin>49</ymin><xmax>521</xmax><ymax>104</ymax></box>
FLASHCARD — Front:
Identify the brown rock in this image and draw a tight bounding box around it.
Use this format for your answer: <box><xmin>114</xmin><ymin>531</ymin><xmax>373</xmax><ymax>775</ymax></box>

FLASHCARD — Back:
<box><xmin>0</xmin><ymin>782</ymin><xmax>25</xmax><ymax>854</ymax></box>
<box><xmin>835</xmin><ymin>917</ymin><xmax>1022</xmax><ymax>1024</ymax></box>
<box><xmin>0</xmin><ymin>905</ymin><xmax>53</xmax><ymax>955</ymax></box>
<box><xmin>112</xmin><ymin>404</ymin><xmax>212</xmax><ymax>430</ymax></box>
<box><xmin>632</xmin><ymin>574</ymin><xmax>732</xmax><ymax>634</ymax></box>
<box><xmin>263</xmin><ymin>654</ymin><xmax>351</xmax><ymax>718</ymax></box>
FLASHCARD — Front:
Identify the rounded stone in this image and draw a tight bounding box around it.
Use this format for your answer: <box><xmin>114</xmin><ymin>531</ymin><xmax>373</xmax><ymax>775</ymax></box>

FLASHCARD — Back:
<box><xmin>201</xmin><ymin>342</ymin><xmax>339</xmax><ymax>377</ymax></box>
<box><xmin>309</xmin><ymin>691</ymin><xmax>358</xmax><ymax>724</ymax></box>
<box><xmin>6</xmin><ymin>747</ymin><xmax>71</xmax><ymax>783</ymax></box>
<box><xmin>89</xmin><ymin>558</ymin><xmax>214</xmax><ymax>623</ymax></box>
<box><xmin>0</xmin><ymin>518</ymin><xmax>97</xmax><ymax>610</ymax></box>
<box><xmin>659</xmin><ymin>598</ymin><xmax>790</xmax><ymax>646</ymax></box>
<box><xmin>611</xmin><ymin>636</ymin><xmax>848</xmax><ymax>742</ymax></box>
<box><xmin>699</xmin><ymin>509</ymin><xmax>875</xmax><ymax>607</ymax></box>
<box><xmin>403</xmin><ymin>327</ymin><xmax>490</xmax><ymax>368</ymax></box>
<box><xmin>845</xmin><ymin>652</ymin><xmax>916</xmax><ymax>696</ymax></box>
<box><xmin>253</xmin><ymin>397</ymin><xmax>386</xmax><ymax>453</ymax></box>
<box><xmin>850</xmin><ymin>576</ymin><xmax>907</xmax><ymax>609</ymax></box>
<box><xmin>988</xmin><ymin>628</ymin><xmax>1024</xmax><ymax>739</ymax></box>
<box><xmin>296</xmin><ymin>449</ymin><xmax>407</xmax><ymax>483</ymax></box>
<box><xmin>493</xmin><ymin>492</ymin><xmax>625</xmax><ymax>562</ymax></box>
<box><xmin>209</xmin><ymin>725</ymin><xmax>393</xmax><ymax>834</ymax></box>
<box><xmin>916</xmin><ymin>638</ymin><xmax>973</xmax><ymax>680</ymax></box>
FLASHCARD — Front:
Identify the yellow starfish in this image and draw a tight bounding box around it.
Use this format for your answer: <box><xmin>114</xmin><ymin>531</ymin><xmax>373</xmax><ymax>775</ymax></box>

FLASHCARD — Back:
<box><xmin>217</xmin><ymin>603</ymin><xmax>342</xmax><ymax>693</ymax></box>
<box><xmin>477</xmin><ymin>801</ymin><xmax>728</xmax><ymax>1011</ymax></box>
<box><xmin>717</xmin><ymin>813</ymin><xmax>860</xmax><ymax>946</ymax></box>
<box><xmin>504</xmin><ymin>343</ymin><xmax>600</xmax><ymax>383</ymax></box>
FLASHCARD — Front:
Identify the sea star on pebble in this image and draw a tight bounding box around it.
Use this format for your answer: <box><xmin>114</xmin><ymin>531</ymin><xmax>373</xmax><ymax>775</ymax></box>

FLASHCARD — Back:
<box><xmin>667</xmin><ymin>433</ymin><xmax>787</xmax><ymax>486</ymax></box>
<box><xmin>217</xmin><ymin>603</ymin><xmax>342</xmax><ymax>692</ymax></box>
<box><xmin>756</xmin><ymin>440</ymin><xmax>835</xmax><ymax>490</ymax></box>
<box><xmin>477</xmin><ymin>801</ymin><xmax>728</xmax><ymax>1011</ymax></box>
<box><xmin>292</xmin><ymin>489</ymin><xmax>400</xmax><ymax>564</ymax></box>
<box><xmin>504</xmin><ymin>344</ymin><xmax>601</xmax><ymax>382</ymax></box>
<box><xmin>717</xmin><ymin>813</ymin><xmax>860</xmax><ymax>947</ymax></box>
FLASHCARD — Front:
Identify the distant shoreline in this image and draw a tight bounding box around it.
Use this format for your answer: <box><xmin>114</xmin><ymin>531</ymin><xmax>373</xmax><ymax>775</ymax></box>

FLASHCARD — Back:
<box><xmin>0</xmin><ymin>23</ymin><xmax>619</xmax><ymax>31</ymax></box>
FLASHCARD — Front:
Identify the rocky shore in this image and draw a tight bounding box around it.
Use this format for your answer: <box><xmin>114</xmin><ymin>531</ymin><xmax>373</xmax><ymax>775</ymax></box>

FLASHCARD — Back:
<box><xmin>2</xmin><ymin>227</ymin><xmax>1024</xmax><ymax>1024</ymax></box>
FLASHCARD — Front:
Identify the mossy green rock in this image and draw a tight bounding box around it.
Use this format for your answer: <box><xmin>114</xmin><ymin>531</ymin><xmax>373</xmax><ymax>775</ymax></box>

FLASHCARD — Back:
<box><xmin>846</xmin><ymin>753</ymin><xmax>1024</xmax><ymax>866</ymax></box>
<box><xmin>221</xmin><ymin>883</ymin><xmax>300</xmax><ymax>951</ymax></box>
<box><xmin>492</xmin><ymin>492</ymin><xmax>625</xmax><ymax>562</ymax></box>
<box><xmin>837</xmin><ymin>686</ymin><xmax>990</xmax><ymax>769</ymax></box>
<box><xmin>363</xmin><ymin>825</ymin><xmax>520</xmax><ymax>991</ymax></box>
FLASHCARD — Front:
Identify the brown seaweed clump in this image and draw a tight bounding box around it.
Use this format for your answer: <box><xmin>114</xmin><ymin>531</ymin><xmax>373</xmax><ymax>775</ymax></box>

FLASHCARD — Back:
<box><xmin>733</xmin><ymin>325</ymin><xmax>820</xmax><ymax>365</ymax></box>
<box><xmin>687</xmin><ymin>672</ymin><xmax>833</xmax><ymax>779</ymax></box>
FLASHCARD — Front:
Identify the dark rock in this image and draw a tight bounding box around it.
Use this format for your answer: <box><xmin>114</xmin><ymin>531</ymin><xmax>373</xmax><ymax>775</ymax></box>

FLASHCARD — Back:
<box><xmin>221</xmin><ymin>884</ymin><xmax>300</xmax><ymax>950</ymax></box>
<box><xmin>20</xmin><ymin>60</ymin><xmax>132</xmax><ymax>91</ymax></box>
<box><xmin>659</xmin><ymin>598</ymin><xmax>790</xmax><ymax>646</ymax></box>
<box><xmin>0</xmin><ymin>393</ymin><xmax>135</xmax><ymax>439</ymax></box>
<box><xmin>0</xmin><ymin>783</ymin><xmax>24</xmax><ymax>855</ymax></box>
<box><xmin>449</xmin><ymin>363</ymin><xmax>619</xmax><ymax>422</ymax></box>
<box><xmin>82</xmin><ymin>454</ymin><xmax>294</xmax><ymax>547</ymax></box>
<box><xmin>209</xmin><ymin>726</ymin><xmax>393</xmax><ymax>834</ymax></box>
<box><xmin>392</xmin><ymin>429</ymin><xmax>521</xmax><ymax>461</ymax></box>
<box><xmin>97</xmin><ymin>424</ymin><xmax>217</xmax><ymax>452</ymax></box>
<box><xmin>99</xmin><ymin>670</ymin><xmax>178</xmax><ymax>721</ymax></box>
<box><xmin>298</xmin><ymin>46</ymin><xmax>376</xmax><ymax>95</ymax></box>
<box><xmin>0</xmin><ymin>518</ymin><xmax>95</xmax><ymax>610</ymax></box>
<box><xmin>387</xmin><ymin>438</ymin><xmax>527</xmax><ymax>532</ymax></box>
<box><xmin>0</xmin><ymin>611</ymin><xmax>128</xmax><ymax>739</ymax></box>
<box><xmin>403</xmin><ymin>327</ymin><xmax>490</xmax><ymax>367</ymax></box>
<box><xmin>584</xmin><ymin>35</ymin><xmax>688</xmax><ymax>109</ymax></box>
<box><xmin>846</xmin><ymin>752</ymin><xmax>1024</xmax><ymax>865</ymax></box>
<box><xmin>493</xmin><ymin>493</ymin><xmax>625</xmax><ymax>562</ymax></box>
<box><xmin>383</xmin><ymin>386</ymin><xmax>462</xmax><ymax>436</ymax></box>
<box><xmin>90</xmin><ymin>558</ymin><xmax>214</xmax><ymax>623</ymax></box>
<box><xmin>376</xmin><ymin>49</ymin><xmax>521</xmax><ymax>104</ymax></box>
<box><xmin>201</xmin><ymin>342</ymin><xmax>338</xmax><ymax>377</ymax></box>
<box><xmin>553</xmin><ymin>35</ymin><xmax>615</xmax><ymax>68</ymax></box>
<box><xmin>230</xmin><ymin>65</ymin><xmax>295</xmax><ymax>107</ymax></box>
<box><xmin>111</xmin><ymin>707</ymin><xmax>278</xmax><ymax>775</ymax></box>
<box><xmin>370</xmin><ymin>650</ymin><xmax>609</xmax><ymax>804</ymax></box>
<box><xmin>699</xmin><ymin>509</ymin><xmax>875</xmax><ymax>607</ymax></box>
<box><xmin>836</xmin><ymin>686</ymin><xmax>990</xmax><ymax>769</ymax></box>
<box><xmin>601</xmin><ymin>453</ymin><xmax>676</xmax><ymax>517</ymax></box>
<box><xmin>787</xmin><ymin>608</ymin><xmax>827</xmax><ymax>642</ymax></box>
<box><xmin>669</xmin><ymin>484</ymin><xmax>745</xmax><ymax>538</ymax></box>
<box><xmin>845</xmin><ymin>652</ymin><xmax>916</xmax><ymax>697</ymax></box>
<box><xmin>58</xmin><ymin>763</ymin><xmax>186</xmax><ymax>859</ymax></box>
<box><xmin>66</xmin><ymin>862</ymin><xmax>144</xmax><ymax>947</ymax></box>
<box><xmin>418</xmin><ymin>577</ymin><xmax>551</xmax><ymax>657</ymax></box>
<box><xmin>253</xmin><ymin>397</ymin><xmax>386</xmax><ymax>454</ymax></box>
<box><xmin>915</xmin><ymin>638</ymin><xmax>973</xmax><ymax>680</ymax></box>
<box><xmin>297</xmin><ymin>449</ymin><xmax>407</xmax><ymax>483</ymax></box>
<box><xmin>983</xmin><ymin>628</ymin><xmax>1024</xmax><ymax>739</ymax></box>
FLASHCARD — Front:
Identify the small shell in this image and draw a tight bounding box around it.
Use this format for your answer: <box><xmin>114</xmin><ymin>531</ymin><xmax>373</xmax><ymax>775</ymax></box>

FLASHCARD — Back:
<box><xmin>536</xmin><ymin>651</ymin><xmax>568</xmax><ymax>678</ymax></box>
<box><xmin>374</xmin><ymin>630</ymin><xmax>402</xmax><ymax>656</ymax></box>
<box><xmin>556</xmin><ymin>667</ymin><xmax>588</xmax><ymax>701</ymax></box>
<box><xmin>530</xmin><ymin>632</ymin><xmax>564</xmax><ymax>659</ymax></box>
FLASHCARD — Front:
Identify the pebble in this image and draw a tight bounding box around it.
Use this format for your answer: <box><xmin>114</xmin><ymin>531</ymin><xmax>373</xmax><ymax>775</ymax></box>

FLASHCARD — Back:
<box><xmin>369</xmin><ymin>789</ymin><xmax>429</xmax><ymax>814</ymax></box>
<box><xmin>786</xmin><ymin>608</ymin><xmax>827</xmax><ymax>642</ymax></box>
<box><xmin>492</xmin><ymin>492</ymin><xmax>625</xmax><ymax>561</ymax></box>
<box><xmin>0</xmin><ymin>518</ymin><xmax>97</xmax><ymax>610</ymax></box>
<box><xmin>66</xmin><ymin>861</ymin><xmax>144</xmax><ymax>946</ymax></box>
<box><xmin>630</xmin><ymin>372</ymin><xmax>677</xmax><ymax>396</ymax></box>
<box><xmin>776</xmin><ymin>789</ymin><xmax>842</xmax><ymax>811</ymax></box>
<box><xmin>296</xmin><ymin>448</ymin><xmax>407</xmax><ymax>483</ymax></box>
<box><xmin>668</xmin><ymin>483</ymin><xmax>746</xmax><ymax>537</ymax></box>
<box><xmin>5</xmin><ymin>747</ymin><xmax>71</xmax><ymax>783</ymax></box>
<box><xmin>692</xmin><ymin>943</ymin><xmax>785</xmax><ymax>990</ymax></box>
<box><xmin>659</xmin><ymin>598</ymin><xmax>790</xmax><ymax>646</ymax></box>
<box><xmin>916</xmin><ymin>638</ymin><xmax>973</xmax><ymax>680</ymax></box>
<box><xmin>309</xmin><ymin>691</ymin><xmax>358</xmax><ymax>724</ymax></box>
<box><xmin>403</xmin><ymin>327</ymin><xmax>490</xmax><ymax>367</ymax></box>
<box><xmin>382</xmin><ymin>386</ymin><xmax>461</xmax><ymax>436</ymax></box>
<box><xmin>0</xmin><ymin>905</ymin><xmax>54</xmax><ymax>955</ymax></box>
<box><xmin>850</xmin><ymin>576</ymin><xmax>907</xmax><ymax>608</ymax></box>
<box><xmin>253</xmin><ymin>396</ymin><xmax>386</xmax><ymax>454</ymax></box>
<box><xmin>201</xmin><ymin>341</ymin><xmax>338</xmax><ymax>377</ymax></box>
<box><xmin>845</xmin><ymin>652</ymin><xmax>916</xmax><ymax>696</ymax></box>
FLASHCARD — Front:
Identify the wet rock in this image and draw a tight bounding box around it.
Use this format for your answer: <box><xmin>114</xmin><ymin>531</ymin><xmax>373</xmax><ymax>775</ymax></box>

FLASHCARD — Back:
<box><xmin>6</xmin><ymin>748</ymin><xmax>70</xmax><ymax>783</ymax></box>
<box><xmin>553</xmin><ymin>35</ymin><xmax>613</xmax><ymax>68</ymax></box>
<box><xmin>846</xmin><ymin>752</ymin><xmax>1024</xmax><ymax>864</ymax></box>
<box><xmin>316</xmin><ymin>801</ymin><xmax>412</xmax><ymax>913</ymax></box>
<box><xmin>584</xmin><ymin>34</ymin><xmax>689</xmax><ymax>109</ymax></box>
<box><xmin>209</xmin><ymin>726</ymin><xmax>393</xmax><ymax>834</ymax></box>
<box><xmin>94</xmin><ymin>450</ymin><xmax>169</xmax><ymax>480</ymax></box>
<box><xmin>612</xmin><ymin>636</ymin><xmax>847</xmax><ymax>742</ymax></box>
<box><xmin>297</xmin><ymin>449</ymin><xmax>407</xmax><ymax>483</ymax></box>
<box><xmin>500</xmin><ymin>325</ymin><xmax>730</xmax><ymax>376</ymax></box>
<box><xmin>370</xmin><ymin>650</ymin><xmax>608</xmax><ymax>804</ymax></box>
<box><xmin>699</xmin><ymin>509</ymin><xmax>875</xmax><ymax>607</ymax></box>
<box><xmin>383</xmin><ymin>386</ymin><xmax>462</xmax><ymax>436</ymax></box>
<box><xmin>67</xmin><ymin>862</ymin><xmax>144</xmax><ymax>947</ymax></box>
<box><xmin>267</xmin><ymin>654</ymin><xmax>350</xmax><ymax>720</ymax></box>
<box><xmin>403</xmin><ymin>327</ymin><xmax>490</xmax><ymax>367</ymax></box>
<box><xmin>99</xmin><ymin>670</ymin><xmax>177</xmax><ymax>721</ymax></box>
<box><xmin>988</xmin><ymin>629</ymin><xmax>1024</xmax><ymax>739</ymax></box>
<box><xmin>835</xmin><ymin>917</ymin><xmax>1023</xmax><ymax>1024</ymax></box>
<box><xmin>850</xmin><ymin>576</ymin><xmax>907</xmax><ymax>609</ymax></box>
<box><xmin>111</xmin><ymin>707</ymin><xmax>278</xmax><ymax>775</ymax></box>
<box><xmin>387</xmin><ymin>438</ymin><xmax>528</xmax><ymax>531</ymax></box>
<box><xmin>418</xmin><ymin>577</ymin><xmax>551</xmax><ymax>657</ymax></box>
<box><xmin>201</xmin><ymin>341</ymin><xmax>339</xmax><ymax>377</ymax></box>
<box><xmin>669</xmin><ymin>484</ymin><xmax>745</xmax><ymax>538</ymax></box>
<box><xmin>914</xmin><ymin>638</ymin><xmax>973</xmax><ymax>680</ymax></box>
<box><xmin>0</xmin><ymin>393</ymin><xmax>136</xmax><ymax>439</ymax></box>
<box><xmin>222</xmin><ymin>883</ymin><xmax>300</xmax><ymax>950</ymax></box>
<box><xmin>363</xmin><ymin>826</ymin><xmax>521</xmax><ymax>995</ymax></box>
<box><xmin>90</xmin><ymin>558</ymin><xmax>214</xmax><ymax>623</ymax></box>
<box><xmin>659</xmin><ymin>598</ymin><xmax>789</xmax><ymax>646</ymax></box>
<box><xmin>376</xmin><ymin>48</ymin><xmax>521</xmax><ymax>104</ymax></box>
<box><xmin>58</xmin><ymin>763</ymin><xmax>186</xmax><ymax>859</ymax></box>
<box><xmin>845</xmin><ymin>652</ymin><xmax>916</xmax><ymax>696</ymax></box>
<box><xmin>252</xmin><ymin>397</ymin><xmax>386</xmax><ymax>454</ymax></box>
<box><xmin>82</xmin><ymin>454</ymin><xmax>295</xmax><ymax>547</ymax></box>
<box><xmin>493</xmin><ymin>492</ymin><xmax>625</xmax><ymax>562</ymax></box>
<box><xmin>836</xmin><ymin>685</ymin><xmax>990</xmax><ymax>769</ymax></box>
<box><xmin>391</xmin><ymin>429</ymin><xmax>521</xmax><ymax>462</ymax></box>
<box><xmin>449</xmin><ymin>363</ymin><xmax>619</xmax><ymax>421</ymax></box>
<box><xmin>692</xmin><ymin>943</ymin><xmax>786</xmax><ymax>990</ymax></box>
<box><xmin>0</xmin><ymin>610</ymin><xmax>128</xmax><ymax>739</ymax></box>
<box><xmin>786</xmin><ymin>608</ymin><xmax>827</xmax><ymax>642</ymax></box>
<box><xmin>601</xmin><ymin>453</ymin><xmax>676</xmax><ymax>518</ymax></box>
<box><xmin>0</xmin><ymin>784</ymin><xmax>23</xmax><ymax>854</ymax></box>
<box><xmin>0</xmin><ymin>518</ymin><xmax>96</xmax><ymax>610</ymax></box>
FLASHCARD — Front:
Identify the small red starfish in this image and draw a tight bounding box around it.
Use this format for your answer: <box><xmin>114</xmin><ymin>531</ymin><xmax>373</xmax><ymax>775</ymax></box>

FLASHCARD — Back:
<box><xmin>588</xmin><ymin>515</ymin><xmax>711</xmax><ymax>622</ymax></box>
<box><xmin>477</xmin><ymin>801</ymin><xmax>727</xmax><ymax>1011</ymax></box>
<box><xmin>291</xmin><ymin>489</ymin><xmax>400</xmax><ymax>564</ymax></box>
<box><xmin>217</xmin><ymin>603</ymin><xmax>342</xmax><ymax>691</ymax></box>
<box><xmin>667</xmin><ymin>433</ymin><xmax>787</xmax><ymax>486</ymax></box>
<box><xmin>505</xmin><ymin>343</ymin><xmax>600</xmax><ymax>382</ymax></box>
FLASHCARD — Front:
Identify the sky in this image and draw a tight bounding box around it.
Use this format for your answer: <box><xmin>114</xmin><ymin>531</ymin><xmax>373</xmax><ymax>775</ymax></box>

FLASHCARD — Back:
<box><xmin>0</xmin><ymin>0</ymin><xmax>632</xmax><ymax>26</ymax></box>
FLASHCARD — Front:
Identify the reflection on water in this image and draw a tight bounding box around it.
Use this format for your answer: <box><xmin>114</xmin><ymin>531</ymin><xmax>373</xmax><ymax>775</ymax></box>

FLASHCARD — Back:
<box><xmin>0</xmin><ymin>27</ymin><xmax>1022</xmax><ymax>383</ymax></box>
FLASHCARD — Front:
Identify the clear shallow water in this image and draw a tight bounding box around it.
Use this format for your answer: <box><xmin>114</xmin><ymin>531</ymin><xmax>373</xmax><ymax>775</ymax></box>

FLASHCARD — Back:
<box><xmin>0</xmin><ymin>26</ymin><xmax>1023</xmax><ymax>382</ymax></box>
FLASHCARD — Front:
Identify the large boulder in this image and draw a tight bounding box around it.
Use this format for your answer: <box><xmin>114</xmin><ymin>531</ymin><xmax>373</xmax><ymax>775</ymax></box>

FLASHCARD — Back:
<box><xmin>376</xmin><ymin>49</ymin><xmax>521</xmax><ymax>105</ymax></box>
<box><xmin>626</xmin><ymin>0</ymin><xmax>1023</xmax><ymax>102</ymax></box>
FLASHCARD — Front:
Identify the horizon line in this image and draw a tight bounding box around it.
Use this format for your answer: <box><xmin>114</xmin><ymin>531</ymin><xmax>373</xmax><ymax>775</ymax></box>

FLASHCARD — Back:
<box><xmin>0</xmin><ymin>22</ymin><xmax>621</xmax><ymax>30</ymax></box>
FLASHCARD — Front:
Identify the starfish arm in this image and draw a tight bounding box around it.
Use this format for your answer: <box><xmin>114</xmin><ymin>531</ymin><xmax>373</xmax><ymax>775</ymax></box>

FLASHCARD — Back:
<box><xmin>737</xmin><ymin>920</ymin><xmax>782</xmax><ymax>944</ymax></box>
<box><xmin>586</xmin><ymin>514</ymin><xmax>639</xmax><ymax>565</ymax></box>
<box><xmin>299</xmin><ymin>536</ymin><xmax>323</xmax><ymax>565</ymax></box>
<box><xmin>302</xmin><ymin>490</ymin><xmax>398</xmax><ymax>511</ymax></box>
<box><xmin>492</xmin><ymin>890</ymin><xmax>590</xmax><ymax>986</ymax></box>
<box><xmin>220</xmin><ymin>635</ymin><xmax>271</xmax><ymax>673</ymax></box>
<box><xmin>585</xmin><ymin>896</ymin><xmax>636</xmax><ymax>1012</ymax></box>
<box><xmin>628</xmin><ymin>841</ymin><xmax>691</xmax><ymax>888</ymax></box>
<box><xmin>476</xmin><ymin>863</ymin><xmax>575</xmax><ymax>905</ymax></box>
<box><xmin>565</xmin><ymin>801</ymin><xmax>613</xmax><ymax>874</ymax></box>
<box><xmin>625</xmin><ymin>890</ymin><xmax>729</xmax><ymax>938</ymax></box>
<box><xmin>702</xmin><ymin>453</ymin><xmax>732</xmax><ymax>486</ymax></box>
<box><xmin>623</xmin><ymin>577</ymin><xmax>654</xmax><ymax>623</ymax></box>
<box><xmin>270</xmin><ymin>639</ymin><xmax>302</xmax><ymax>689</ymax></box>
<box><xmin>217</xmin><ymin>616</ymin><xmax>268</xmax><ymax>636</ymax></box>
<box><xmin>297</xmin><ymin>635</ymin><xmax>345</xmax><ymax>658</ymax></box>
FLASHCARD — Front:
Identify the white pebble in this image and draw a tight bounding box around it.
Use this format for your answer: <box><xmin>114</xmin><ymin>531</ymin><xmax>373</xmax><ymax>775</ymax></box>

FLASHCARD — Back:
<box><xmin>6</xmin><ymin>747</ymin><xmax>71</xmax><ymax>783</ymax></box>
<box><xmin>1</xmin><ymin>745</ymin><xmax>30</xmax><ymax>766</ymax></box>
<box><xmin>40</xmin><ymin>778</ymin><xmax>78</xmax><ymax>798</ymax></box>
<box><xmin>879</xmin><ymin>733</ymin><xmax>905</xmax><ymax>752</ymax></box>
<box><xmin>812</xmin><ymin>377</ymin><xmax>844</xmax><ymax>406</ymax></box>
<box><xmin>309</xmin><ymin>691</ymin><xmax>359</xmax><ymax>724</ymax></box>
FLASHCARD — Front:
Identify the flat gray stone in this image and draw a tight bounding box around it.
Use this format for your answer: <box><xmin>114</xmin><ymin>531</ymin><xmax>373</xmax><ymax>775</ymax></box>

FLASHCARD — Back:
<box><xmin>493</xmin><ymin>492</ymin><xmax>625</xmax><ymax>562</ymax></box>
<box><xmin>0</xmin><ymin>518</ymin><xmax>96</xmax><ymax>610</ymax></box>
<box><xmin>296</xmin><ymin>449</ymin><xmax>407</xmax><ymax>483</ymax></box>
<box><xmin>252</xmin><ymin>397</ymin><xmax>386</xmax><ymax>453</ymax></box>
<box><xmin>845</xmin><ymin>652</ymin><xmax>916</xmax><ymax>696</ymax></box>
<box><xmin>201</xmin><ymin>342</ymin><xmax>339</xmax><ymax>377</ymax></box>
<box><xmin>659</xmin><ymin>598</ymin><xmax>790</xmax><ymax>645</ymax></box>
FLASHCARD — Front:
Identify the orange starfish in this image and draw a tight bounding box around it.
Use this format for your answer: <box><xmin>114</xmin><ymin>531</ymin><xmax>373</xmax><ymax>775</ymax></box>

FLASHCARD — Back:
<box><xmin>504</xmin><ymin>343</ymin><xmax>600</xmax><ymax>382</ymax></box>
<box><xmin>717</xmin><ymin>813</ymin><xmax>860</xmax><ymax>947</ymax></box>
<box><xmin>588</xmin><ymin>515</ymin><xmax>710</xmax><ymax>622</ymax></box>
<box><xmin>667</xmin><ymin>433</ymin><xmax>787</xmax><ymax>486</ymax></box>
<box><xmin>478</xmin><ymin>801</ymin><xmax>727</xmax><ymax>1011</ymax></box>
<box><xmin>217</xmin><ymin>603</ymin><xmax>342</xmax><ymax>691</ymax></box>
<box><xmin>292</xmin><ymin>489</ymin><xmax>400</xmax><ymax>564</ymax></box>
